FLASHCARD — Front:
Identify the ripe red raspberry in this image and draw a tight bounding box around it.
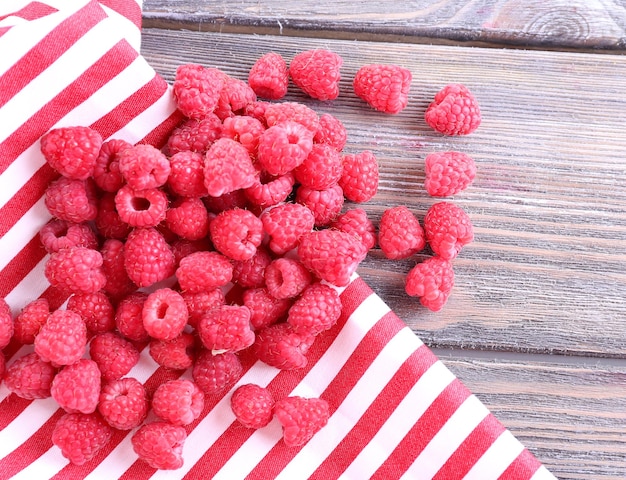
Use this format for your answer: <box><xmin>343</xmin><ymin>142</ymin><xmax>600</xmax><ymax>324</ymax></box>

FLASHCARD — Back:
<box><xmin>101</xmin><ymin>239</ymin><xmax>135</xmax><ymax>300</ymax></box>
<box><xmin>287</xmin><ymin>282</ymin><xmax>342</xmax><ymax>335</ymax></box>
<box><xmin>198</xmin><ymin>304</ymin><xmax>255</xmax><ymax>354</ymax></box>
<box><xmin>289</xmin><ymin>49</ymin><xmax>343</xmax><ymax>101</ymax></box>
<box><xmin>182</xmin><ymin>289</ymin><xmax>226</xmax><ymax>329</ymax></box>
<box><xmin>425</xmin><ymin>84</ymin><xmax>481</xmax><ymax>136</ymax></box>
<box><xmin>124</xmin><ymin>227</ymin><xmax>176</xmax><ymax>288</ymax></box>
<box><xmin>353</xmin><ymin>64</ymin><xmax>412</xmax><ymax>114</ymax></box>
<box><xmin>4</xmin><ymin>352</ymin><xmax>57</xmax><ymax>399</ymax></box>
<box><xmin>0</xmin><ymin>298</ymin><xmax>13</xmax><ymax>349</ymax></box>
<box><xmin>244</xmin><ymin>171</ymin><xmax>295</xmax><ymax>209</ymax></box>
<box><xmin>253</xmin><ymin>322</ymin><xmax>315</xmax><ymax>370</ymax></box>
<box><xmin>150</xmin><ymin>332</ymin><xmax>196</xmax><ymax>370</ymax></box>
<box><xmin>67</xmin><ymin>291</ymin><xmax>116</xmax><ymax>334</ymax></box>
<box><xmin>89</xmin><ymin>332</ymin><xmax>140</xmax><ymax>381</ymax></box>
<box><xmin>214</xmin><ymin>75</ymin><xmax>257</xmax><ymax>119</ymax></box>
<box><xmin>405</xmin><ymin>256</ymin><xmax>455</xmax><ymax>311</ymax></box>
<box><xmin>142</xmin><ymin>288</ymin><xmax>189</xmax><ymax>341</ymax></box>
<box><xmin>339</xmin><ymin>150</ymin><xmax>379</xmax><ymax>203</ymax></box>
<box><xmin>274</xmin><ymin>396</ymin><xmax>330</xmax><ymax>447</ymax></box>
<box><xmin>231</xmin><ymin>246</ymin><xmax>272</xmax><ymax>289</ymax></box>
<box><xmin>14</xmin><ymin>298</ymin><xmax>50</xmax><ymax>345</ymax></box>
<box><xmin>93</xmin><ymin>138</ymin><xmax>132</xmax><ymax>192</ymax></box>
<box><xmin>51</xmin><ymin>358</ymin><xmax>101</xmax><ymax>414</ymax></box>
<box><xmin>203</xmin><ymin>188</ymin><xmax>249</xmax><ymax>214</ymax></box>
<box><xmin>294</xmin><ymin>143</ymin><xmax>343</xmax><ymax>190</ymax></box>
<box><xmin>173</xmin><ymin>63</ymin><xmax>225</xmax><ymax>119</ymax></box>
<box><xmin>96</xmin><ymin>192</ymin><xmax>132</xmax><ymax>240</ymax></box>
<box><xmin>40</xmin><ymin>126</ymin><xmax>102</xmax><ymax>180</ymax></box>
<box><xmin>298</xmin><ymin>229</ymin><xmax>367</xmax><ymax>287</ymax></box>
<box><xmin>242</xmin><ymin>287</ymin><xmax>292</xmax><ymax>330</ymax></box>
<box><xmin>176</xmin><ymin>251</ymin><xmax>233</xmax><ymax>293</ymax></box>
<box><xmin>132</xmin><ymin>421</ymin><xmax>187</xmax><ymax>470</ymax></box>
<box><xmin>265</xmin><ymin>257</ymin><xmax>312</xmax><ymax>300</ymax></box>
<box><xmin>165</xmin><ymin>196</ymin><xmax>210</xmax><ymax>241</ymax></box>
<box><xmin>330</xmin><ymin>208</ymin><xmax>377</xmax><ymax>251</ymax></box>
<box><xmin>192</xmin><ymin>350</ymin><xmax>243</xmax><ymax>395</ymax></box>
<box><xmin>165</xmin><ymin>114</ymin><xmax>222</xmax><ymax>156</ymax></box>
<box><xmin>244</xmin><ymin>100</ymin><xmax>271</xmax><ymax>125</ymax></box>
<box><xmin>261</xmin><ymin>203</ymin><xmax>315</xmax><ymax>256</ymax></box>
<box><xmin>114</xmin><ymin>185</ymin><xmax>168</xmax><ymax>228</ymax></box>
<box><xmin>45</xmin><ymin>246</ymin><xmax>106</xmax><ymax>295</ymax></box>
<box><xmin>248</xmin><ymin>52</ymin><xmax>289</xmax><ymax>100</ymax></box>
<box><xmin>314</xmin><ymin>113</ymin><xmax>347</xmax><ymax>151</ymax></box>
<box><xmin>296</xmin><ymin>184</ymin><xmax>344</xmax><ymax>227</ymax></box>
<box><xmin>264</xmin><ymin>101</ymin><xmax>320</xmax><ymax>134</ymax></box>
<box><xmin>424</xmin><ymin>201</ymin><xmax>474</xmax><ymax>259</ymax></box>
<box><xmin>424</xmin><ymin>151</ymin><xmax>477</xmax><ymax>197</ymax></box>
<box><xmin>98</xmin><ymin>377</ymin><xmax>148</xmax><ymax>430</ymax></box>
<box><xmin>34</xmin><ymin>309</ymin><xmax>87</xmax><ymax>366</ymax></box>
<box><xmin>152</xmin><ymin>379</ymin><xmax>205</xmax><ymax>426</ymax></box>
<box><xmin>52</xmin><ymin>412</ymin><xmax>113</xmax><ymax>465</ymax></box>
<box><xmin>204</xmin><ymin>137</ymin><xmax>257</xmax><ymax>197</ymax></box>
<box><xmin>209</xmin><ymin>208</ymin><xmax>264</xmax><ymax>261</ymax></box>
<box><xmin>221</xmin><ymin>115</ymin><xmax>266</xmax><ymax>156</ymax></box>
<box><xmin>115</xmin><ymin>292</ymin><xmax>149</xmax><ymax>342</ymax></box>
<box><xmin>118</xmin><ymin>143</ymin><xmax>171</xmax><ymax>190</ymax></box>
<box><xmin>39</xmin><ymin>219</ymin><xmax>98</xmax><ymax>254</ymax></box>
<box><xmin>45</xmin><ymin>176</ymin><xmax>98</xmax><ymax>223</ymax></box>
<box><xmin>378</xmin><ymin>205</ymin><xmax>426</xmax><ymax>259</ymax></box>
<box><xmin>257</xmin><ymin>121</ymin><xmax>314</xmax><ymax>176</ymax></box>
<box><xmin>167</xmin><ymin>151</ymin><xmax>207</xmax><ymax>197</ymax></box>
<box><xmin>230</xmin><ymin>383</ymin><xmax>275</xmax><ymax>429</ymax></box>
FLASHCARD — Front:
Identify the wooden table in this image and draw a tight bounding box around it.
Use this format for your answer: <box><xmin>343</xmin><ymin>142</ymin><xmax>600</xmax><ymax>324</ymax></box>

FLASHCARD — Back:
<box><xmin>141</xmin><ymin>2</ymin><xmax>626</xmax><ymax>478</ymax></box>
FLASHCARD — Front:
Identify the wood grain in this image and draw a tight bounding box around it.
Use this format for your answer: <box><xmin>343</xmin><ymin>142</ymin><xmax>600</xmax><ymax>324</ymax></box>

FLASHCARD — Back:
<box><xmin>142</xmin><ymin>0</ymin><xmax>626</xmax><ymax>51</ymax></box>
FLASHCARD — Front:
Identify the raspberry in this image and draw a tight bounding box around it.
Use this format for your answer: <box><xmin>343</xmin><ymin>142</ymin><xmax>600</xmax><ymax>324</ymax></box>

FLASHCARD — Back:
<box><xmin>182</xmin><ymin>289</ymin><xmax>226</xmax><ymax>329</ymax></box>
<box><xmin>261</xmin><ymin>202</ymin><xmax>315</xmax><ymax>255</ymax></box>
<box><xmin>34</xmin><ymin>309</ymin><xmax>87</xmax><ymax>366</ymax></box>
<box><xmin>51</xmin><ymin>358</ymin><xmax>101</xmax><ymax>414</ymax></box>
<box><xmin>39</xmin><ymin>219</ymin><xmax>98</xmax><ymax>254</ymax></box>
<box><xmin>152</xmin><ymin>379</ymin><xmax>204</xmax><ymax>426</ymax></box>
<box><xmin>98</xmin><ymin>377</ymin><xmax>148</xmax><ymax>430</ymax></box>
<box><xmin>132</xmin><ymin>421</ymin><xmax>187</xmax><ymax>470</ymax></box>
<box><xmin>124</xmin><ymin>227</ymin><xmax>176</xmax><ymax>288</ymax></box>
<box><xmin>40</xmin><ymin>126</ymin><xmax>102</xmax><ymax>180</ymax></box>
<box><xmin>378</xmin><ymin>205</ymin><xmax>426</xmax><ymax>259</ymax></box>
<box><xmin>209</xmin><ymin>208</ymin><xmax>264</xmax><ymax>261</ymax></box>
<box><xmin>204</xmin><ymin>137</ymin><xmax>257</xmax><ymax>197</ymax></box>
<box><xmin>221</xmin><ymin>113</ymin><xmax>266</xmax><ymax>156</ymax></box>
<box><xmin>198</xmin><ymin>304</ymin><xmax>255</xmax><ymax>354</ymax></box>
<box><xmin>52</xmin><ymin>412</ymin><xmax>113</xmax><ymax>465</ymax></box>
<box><xmin>45</xmin><ymin>176</ymin><xmax>98</xmax><ymax>223</ymax></box>
<box><xmin>0</xmin><ymin>298</ymin><xmax>13</xmax><ymax>349</ymax></box>
<box><xmin>295</xmin><ymin>184</ymin><xmax>344</xmax><ymax>227</ymax></box>
<box><xmin>274</xmin><ymin>396</ymin><xmax>330</xmax><ymax>447</ymax></box>
<box><xmin>167</xmin><ymin>151</ymin><xmax>207</xmax><ymax>197</ymax></box>
<box><xmin>192</xmin><ymin>350</ymin><xmax>243</xmax><ymax>395</ymax></box>
<box><xmin>67</xmin><ymin>291</ymin><xmax>116</xmax><ymax>334</ymax></box>
<box><xmin>14</xmin><ymin>298</ymin><xmax>50</xmax><ymax>345</ymax></box>
<box><xmin>339</xmin><ymin>150</ymin><xmax>379</xmax><ymax>203</ymax></box>
<box><xmin>95</xmin><ymin>192</ymin><xmax>132</xmax><ymax>240</ymax></box>
<box><xmin>89</xmin><ymin>332</ymin><xmax>140</xmax><ymax>381</ymax></box>
<box><xmin>230</xmin><ymin>384</ymin><xmax>275</xmax><ymax>429</ymax></box>
<box><xmin>165</xmin><ymin>114</ymin><xmax>222</xmax><ymax>156</ymax></box>
<box><xmin>314</xmin><ymin>113</ymin><xmax>347</xmax><ymax>151</ymax></box>
<box><xmin>242</xmin><ymin>287</ymin><xmax>292</xmax><ymax>330</ymax></box>
<box><xmin>424</xmin><ymin>151</ymin><xmax>477</xmax><ymax>197</ymax></box>
<box><xmin>173</xmin><ymin>63</ymin><xmax>225</xmax><ymax>119</ymax></box>
<box><xmin>150</xmin><ymin>332</ymin><xmax>196</xmax><ymax>370</ymax></box>
<box><xmin>115</xmin><ymin>292</ymin><xmax>149</xmax><ymax>342</ymax></box>
<box><xmin>203</xmin><ymin>188</ymin><xmax>249</xmax><ymax>214</ymax></box>
<box><xmin>353</xmin><ymin>64</ymin><xmax>412</xmax><ymax>114</ymax></box>
<box><xmin>214</xmin><ymin>75</ymin><xmax>257</xmax><ymax>119</ymax></box>
<box><xmin>44</xmin><ymin>246</ymin><xmax>106</xmax><ymax>295</ymax></box>
<box><xmin>114</xmin><ymin>185</ymin><xmax>168</xmax><ymax>228</ymax></box>
<box><xmin>264</xmin><ymin>102</ymin><xmax>320</xmax><ymax>134</ymax></box>
<box><xmin>287</xmin><ymin>282</ymin><xmax>342</xmax><ymax>335</ymax></box>
<box><xmin>423</xmin><ymin>201</ymin><xmax>474</xmax><ymax>259</ymax></box>
<box><xmin>244</xmin><ymin>100</ymin><xmax>271</xmax><ymax>125</ymax></box>
<box><xmin>118</xmin><ymin>143</ymin><xmax>171</xmax><ymax>190</ymax></box>
<box><xmin>93</xmin><ymin>138</ymin><xmax>132</xmax><ymax>192</ymax></box>
<box><xmin>265</xmin><ymin>257</ymin><xmax>312</xmax><ymax>299</ymax></box>
<box><xmin>257</xmin><ymin>121</ymin><xmax>314</xmax><ymax>176</ymax></box>
<box><xmin>101</xmin><ymin>239</ymin><xmax>135</xmax><ymax>300</ymax></box>
<box><xmin>289</xmin><ymin>49</ymin><xmax>343</xmax><ymax>101</ymax></box>
<box><xmin>330</xmin><ymin>208</ymin><xmax>377</xmax><ymax>251</ymax></box>
<box><xmin>231</xmin><ymin>246</ymin><xmax>272</xmax><ymax>289</ymax></box>
<box><xmin>248</xmin><ymin>52</ymin><xmax>289</xmax><ymax>100</ymax></box>
<box><xmin>294</xmin><ymin>143</ymin><xmax>343</xmax><ymax>190</ymax></box>
<box><xmin>4</xmin><ymin>352</ymin><xmax>56</xmax><ymax>399</ymax></box>
<box><xmin>405</xmin><ymin>256</ymin><xmax>455</xmax><ymax>311</ymax></box>
<box><xmin>253</xmin><ymin>323</ymin><xmax>314</xmax><ymax>370</ymax></box>
<box><xmin>165</xmin><ymin>196</ymin><xmax>210</xmax><ymax>241</ymax></box>
<box><xmin>142</xmin><ymin>288</ymin><xmax>189</xmax><ymax>341</ymax></box>
<box><xmin>176</xmin><ymin>251</ymin><xmax>233</xmax><ymax>293</ymax></box>
<box><xmin>424</xmin><ymin>84</ymin><xmax>481</xmax><ymax>136</ymax></box>
<box><xmin>244</xmin><ymin>171</ymin><xmax>295</xmax><ymax>209</ymax></box>
<box><xmin>298</xmin><ymin>229</ymin><xmax>367</xmax><ymax>287</ymax></box>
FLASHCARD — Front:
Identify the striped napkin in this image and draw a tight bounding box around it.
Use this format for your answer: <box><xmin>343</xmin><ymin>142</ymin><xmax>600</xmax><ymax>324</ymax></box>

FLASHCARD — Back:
<box><xmin>0</xmin><ymin>1</ymin><xmax>557</xmax><ymax>478</ymax></box>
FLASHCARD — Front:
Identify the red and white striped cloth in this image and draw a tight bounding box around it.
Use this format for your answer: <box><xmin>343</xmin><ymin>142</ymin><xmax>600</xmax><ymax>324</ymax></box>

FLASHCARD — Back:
<box><xmin>0</xmin><ymin>1</ymin><xmax>557</xmax><ymax>478</ymax></box>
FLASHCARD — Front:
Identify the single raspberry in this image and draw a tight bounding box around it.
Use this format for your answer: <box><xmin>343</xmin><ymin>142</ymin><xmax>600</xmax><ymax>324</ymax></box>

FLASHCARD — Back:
<box><xmin>424</xmin><ymin>201</ymin><xmax>474</xmax><ymax>259</ymax></box>
<box><xmin>209</xmin><ymin>208</ymin><xmax>264</xmax><ymax>261</ymax></box>
<box><xmin>0</xmin><ymin>298</ymin><xmax>13</xmax><ymax>349</ymax></box>
<box><xmin>152</xmin><ymin>379</ymin><xmax>205</xmax><ymax>426</ymax></box>
<box><xmin>330</xmin><ymin>208</ymin><xmax>377</xmax><ymax>251</ymax></box>
<box><xmin>274</xmin><ymin>396</ymin><xmax>330</xmax><ymax>447</ymax></box>
<box><xmin>173</xmin><ymin>63</ymin><xmax>225</xmax><ymax>119</ymax></box>
<box><xmin>287</xmin><ymin>282</ymin><xmax>342</xmax><ymax>335</ymax></box>
<box><xmin>353</xmin><ymin>64</ymin><xmax>412</xmax><ymax>114</ymax></box>
<box><xmin>176</xmin><ymin>251</ymin><xmax>233</xmax><ymax>293</ymax></box>
<box><xmin>257</xmin><ymin>121</ymin><xmax>314</xmax><ymax>176</ymax></box>
<box><xmin>289</xmin><ymin>49</ymin><xmax>343</xmax><ymax>101</ymax></box>
<box><xmin>295</xmin><ymin>184</ymin><xmax>344</xmax><ymax>227</ymax></box>
<box><xmin>14</xmin><ymin>298</ymin><xmax>50</xmax><ymax>345</ymax></box>
<box><xmin>204</xmin><ymin>137</ymin><xmax>258</xmax><ymax>197</ymax></box>
<box><xmin>39</xmin><ymin>219</ymin><xmax>98</xmax><ymax>254</ymax></box>
<box><xmin>51</xmin><ymin>358</ymin><xmax>101</xmax><ymax>414</ymax></box>
<box><xmin>98</xmin><ymin>377</ymin><xmax>148</xmax><ymax>430</ymax></box>
<box><xmin>44</xmin><ymin>246</ymin><xmax>106</xmax><ymax>296</ymax></box>
<box><xmin>339</xmin><ymin>150</ymin><xmax>379</xmax><ymax>203</ymax></box>
<box><xmin>95</xmin><ymin>192</ymin><xmax>132</xmax><ymax>240</ymax></box>
<box><xmin>221</xmin><ymin>113</ymin><xmax>266</xmax><ymax>156</ymax></box>
<box><xmin>67</xmin><ymin>291</ymin><xmax>116</xmax><ymax>334</ymax></box>
<box><xmin>231</xmin><ymin>246</ymin><xmax>272</xmax><ymax>289</ymax></box>
<box><xmin>132</xmin><ymin>421</ymin><xmax>187</xmax><ymax>470</ymax></box>
<box><xmin>165</xmin><ymin>197</ymin><xmax>210</xmax><ymax>241</ymax></box>
<box><xmin>52</xmin><ymin>412</ymin><xmax>113</xmax><ymax>465</ymax></box>
<box><xmin>203</xmin><ymin>188</ymin><xmax>250</xmax><ymax>214</ymax></box>
<box><xmin>314</xmin><ymin>113</ymin><xmax>347</xmax><ymax>151</ymax></box>
<box><xmin>248</xmin><ymin>52</ymin><xmax>289</xmax><ymax>100</ymax></box>
<box><xmin>198</xmin><ymin>304</ymin><xmax>255</xmax><ymax>354</ymax></box>
<box><xmin>183</xmin><ymin>289</ymin><xmax>226</xmax><ymax>329</ymax></box>
<box><xmin>264</xmin><ymin>101</ymin><xmax>320</xmax><ymax>135</ymax></box>
<box><xmin>45</xmin><ymin>176</ymin><xmax>98</xmax><ymax>223</ymax></box>
<box><xmin>294</xmin><ymin>143</ymin><xmax>343</xmax><ymax>190</ymax></box>
<box><xmin>378</xmin><ymin>205</ymin><xmax>426</xmax><ymax>259</ymax></box>
<box><xmin>40</xmin><ymin>126</ymin><xmax>102</xmax><ymax>180</ymax></box>
<box><xmin>150</xmin><ymin>332</ymin><xmax>196</xmax><ymax>370</ymax></box>
<box><xmin>118</xmin><ymin>143</ymin><xmax>171</xmax><ymax>190</ymax></box>
<box><xmin>425</xmin><ymin>84</ymin><xmax>481</xmax><ymax>136</ymax></box>
<box><xmin>265</xmin><ymin>257</ymin><xmax>312</xmax><ymax>300</ymax></box>
<box><xmin>34</xmin><ymin>309</ymin><xmax>87</xmax><ymax>366</ymax></box>
<box><xmin>230</xmin><ymin>383</ymin><xmax>275</xmax><ymax>429</ymax></box>
<box><xmin>165</xmin><ymin>114</ymin><xmax>222</xmax><ymax>155</ymax></box>
<box><xmin>244</xmin><ymin>100</ymin><xmax>271</xmax><ymax>125</ymax></box>
<box><xmin>142</xmin><ymin>288</ymin><xmax>189</xmax><ymax>341</ymax></box>
<box><xmin>93</xmin><ymin>138</ymin><xmax>132</xmax><ymax>192</ymax></box>
<box><xmin>214</xmin><ymin>75</ymin><xmax>257</xmax><ymax>119</ymax></box>
<box><xmin>4</xmin><ymin>352</ymin><xmax>57</xmax><ymax>399</ymax></box>
<box><xmin>192</xmin><ymin>350</ymin><xmax>243</xmax><ymax>395</ymax></box>
<box><xmin>101</xmin><ymin>239</ymin><xmax>135</xmax><ymax>300</ymax></box>
<box><xmin>298</xmin><ymin>229</ymin><xmax>367</xmax><ymax>287</ymax></box>
<box><xmin>171</xmin><ymin>239</ymin><xmax>212</xmax><ymax>268</ymax></box>
<box><xmin>167</xmin><ymin>151</ymin><xmax>207</xmax><ymax>197</ymax></box>
<box><xmin>114</xmin><ymin>185</ymin><xmax>168</xmax><ymax>228</ymax></box>
<box><xmin>89</xmin><ymin>332</ymin><xmax>140</xmax><ymax>381</ymax></box>
<box><xmin>242</xmin><ymin>287</ymin><xmax>292</xmax><ymax>330</ymax></box>
<box><xmin>115</xmin><ymin>292</ymin><xmax>149</xmax><ymax>342</ymax></box>
<box><xmin>124</xmin><ymin>227</ymin><xmax>176</xmax><ymax>288</ymax></box>
<box><xmin>253</xmin><ymin>323</ymin><xmax>315</xmax><ymax>370</ymax></box>
<box><xmin>261</xmin><ymin>202</ymin><xmax>315</xmax><ymax>255</ymax></box>
<box><xmin>424</xmin><ymin>151</ymin><xmax>477</xmax><ymax>197</ymax></box>
<box><xmin>244</xmin><ymin>171</ymin><xmax>295</xmax><ymax>209</ymax></box>
<box><xmin>405</xmin><ymin>256</ymin><xmax>455</xmax><ymax>311</ymax></box>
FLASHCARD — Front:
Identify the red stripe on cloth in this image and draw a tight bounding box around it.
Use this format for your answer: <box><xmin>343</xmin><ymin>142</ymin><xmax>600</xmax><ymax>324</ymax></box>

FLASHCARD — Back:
<box><xmin>0</xmin><ymin>27</ymin><xmax>10</xmax><ymax>37</ymax></box>
<box><xmin>139</xmin><ymin>108</ymin><xmax>185</xmax><ymax>150</ymax></box>
<box><xmin>0</xmin><ymin>394</ymin><xmax>32</xmax><ymax>430</ymax></box>
<box><xmin>38</xmin><ymin>284</ymin><xmax>70</xmax><ymax>311</ymax></box>
<box><xmin>0</xmin><ymin>2</ymin><xmax>58</xmax><ymax>22</ymax></box>
<box><xmin>499</xmin><ymin>448</ymin><xmax>543</xmax><ymax>480</ymax></box>
<box><xmin>98</xmin><ymin>0</ymin><xmax>142</xmax><ymax>29</ymax></box>
<box><xmin>0</xmin><ymin>236</ymin><xmax>47</xmax><ymax>298</ymax></box>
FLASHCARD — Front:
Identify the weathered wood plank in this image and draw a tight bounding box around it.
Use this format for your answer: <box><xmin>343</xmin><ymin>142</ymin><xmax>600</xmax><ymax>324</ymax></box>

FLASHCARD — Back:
<box><xmin>142</xmin><ymin>0</ymin><xmax>626</xmax><ymax>51</ymax></box>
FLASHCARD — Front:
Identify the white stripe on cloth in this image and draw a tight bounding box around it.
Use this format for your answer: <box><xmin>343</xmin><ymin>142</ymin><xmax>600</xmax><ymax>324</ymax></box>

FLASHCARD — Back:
<box><xmin>0</xmin><ymin>198</ymin><xmax>49</xmax><ymax>271</ymax></box>
<box><xmin>463</xmin><ymin>429</ymin><xmax>526</xmax><ymax>480</ymax></box>
<box><xmin>531</xmin><ymin>466</ymin><xmax>559</xmax><ymax>480</ymax></box>
<box><xmin>3</xmin><ymin>255</ymin><xmax>51</xmax><ymax>313</ymax></box>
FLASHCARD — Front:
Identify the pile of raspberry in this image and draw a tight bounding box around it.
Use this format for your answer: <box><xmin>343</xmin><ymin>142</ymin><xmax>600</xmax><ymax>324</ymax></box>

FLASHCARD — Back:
<box><xmin>0</xmin><ymin>48</ymin><xmax>481</xmax><ymax>469</ymax></box>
